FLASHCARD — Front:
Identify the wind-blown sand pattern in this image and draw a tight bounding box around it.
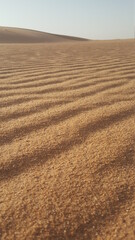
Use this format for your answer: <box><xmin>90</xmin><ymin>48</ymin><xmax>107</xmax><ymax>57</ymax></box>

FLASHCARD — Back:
<box><xmin>0</xmin><ymin>40</ymin><xmax>135</xmax><ymax>239</ymax></box>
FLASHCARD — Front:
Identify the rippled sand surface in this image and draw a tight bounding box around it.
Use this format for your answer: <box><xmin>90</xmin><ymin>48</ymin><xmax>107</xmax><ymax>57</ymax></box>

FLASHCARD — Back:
<box><xmin>0</xmin><ymin>40</ymin><xmax>135</xmax><ymax>239</ymax></box>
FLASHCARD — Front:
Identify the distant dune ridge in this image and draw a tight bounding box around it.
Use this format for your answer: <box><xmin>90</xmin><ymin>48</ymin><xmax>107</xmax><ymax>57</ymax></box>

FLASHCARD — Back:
<box><xmin>0</xmin><ymin>26</ymin><xmax>88</xmax><ymax>43</ymax></box>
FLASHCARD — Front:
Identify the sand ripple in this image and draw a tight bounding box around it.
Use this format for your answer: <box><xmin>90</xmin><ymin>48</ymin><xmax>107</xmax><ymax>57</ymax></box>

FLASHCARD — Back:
<box><xmin>0</xmin><ymin>40</ymin><xmax>135</xmax><ymax>239</ymax></box>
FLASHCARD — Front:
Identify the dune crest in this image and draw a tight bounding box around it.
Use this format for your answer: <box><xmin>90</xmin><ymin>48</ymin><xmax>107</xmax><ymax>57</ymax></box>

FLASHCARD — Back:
<box><xmin>0</xmin><ymin>26</ymin><xmax>88</xmax><ymax>43</ymax></box>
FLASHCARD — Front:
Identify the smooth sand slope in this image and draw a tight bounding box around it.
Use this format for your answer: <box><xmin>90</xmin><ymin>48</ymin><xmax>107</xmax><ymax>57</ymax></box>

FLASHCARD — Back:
<box><xmin>0</xmin><ymin>40</ymin><xmax>135</xmax><ymax>239</ymax></box>
<box><xmin>0</xmin><ymin>27</ymin><xmax>88</xmax><ymax>43</ymax></box>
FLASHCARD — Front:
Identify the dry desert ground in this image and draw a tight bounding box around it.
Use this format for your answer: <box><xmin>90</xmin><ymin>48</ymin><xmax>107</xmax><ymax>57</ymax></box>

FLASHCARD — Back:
<box><xmin>0</xmin><ymin>34</ymin><xmax>135</xmax><ymax>239</ymax></box>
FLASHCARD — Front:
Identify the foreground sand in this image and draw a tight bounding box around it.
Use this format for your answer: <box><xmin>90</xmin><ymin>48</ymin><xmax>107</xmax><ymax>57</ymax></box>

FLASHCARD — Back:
<box><xmin>0</xmin><ymin>40</ymin><xmax>135</xmax><ymax>239</ymax></box>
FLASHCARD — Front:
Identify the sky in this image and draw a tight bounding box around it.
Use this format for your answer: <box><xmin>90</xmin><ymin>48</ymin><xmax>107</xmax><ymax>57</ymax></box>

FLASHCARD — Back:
<box><xmin>0</xmin><ymin>0</ymin><xmax>134</xmax><ymax>40</ymax></box>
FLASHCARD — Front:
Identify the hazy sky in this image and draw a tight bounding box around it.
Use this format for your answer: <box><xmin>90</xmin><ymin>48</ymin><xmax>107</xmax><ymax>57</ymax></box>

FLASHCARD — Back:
<box><xmin>0</xmin><ymin>0</ymin><xmax>134</xmax><ymax>39</ymax></box>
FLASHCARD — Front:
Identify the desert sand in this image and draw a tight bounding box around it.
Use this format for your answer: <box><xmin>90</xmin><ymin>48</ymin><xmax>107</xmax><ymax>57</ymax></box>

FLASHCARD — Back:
<box><xmin>0</xmin><ymin>29</ymin><xmax>135</xmax><ymax>239</ymax></box>
<box><xmin>0</xmin><ymin>27</ymin><xmax>87</xmax><ymax>43</ymax></box>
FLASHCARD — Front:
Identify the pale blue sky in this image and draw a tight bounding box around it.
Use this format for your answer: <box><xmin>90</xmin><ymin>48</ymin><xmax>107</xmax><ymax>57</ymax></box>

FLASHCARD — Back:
<box><xmin>0</xmin><ymin>0</ymin><xmax>134</xmax><ymax>39</ymax></box>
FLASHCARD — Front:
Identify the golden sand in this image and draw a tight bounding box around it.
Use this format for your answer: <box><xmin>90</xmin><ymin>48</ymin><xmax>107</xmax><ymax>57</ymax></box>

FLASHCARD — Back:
<box><xmin>0</xmin><ymin>40</ymin><xmax>135</xmax><ymax>239</ymax></box>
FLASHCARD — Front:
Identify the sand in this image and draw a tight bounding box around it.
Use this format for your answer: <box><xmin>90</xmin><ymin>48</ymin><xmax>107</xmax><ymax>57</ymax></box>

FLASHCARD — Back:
<box><xmin>0</xmin><ymin>27</ymin><xmax>87</xmax><ymax>43</ymax></box>
<box><xmin>0</xmin><ymin>39</ymin><xmax>135</xmax><ymax>239</ymax></box>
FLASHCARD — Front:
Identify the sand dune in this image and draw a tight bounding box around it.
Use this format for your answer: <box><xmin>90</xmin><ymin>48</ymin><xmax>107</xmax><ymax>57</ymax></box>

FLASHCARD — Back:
<box><xmin>0</xmin><ymin>39</ymin><xmax>135</xmax><ymax>239</ymax></box>
<box><xmin>0</xmin><ymin>27</ymin><xmax>88</xmax><ymax>43</ymax></box>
